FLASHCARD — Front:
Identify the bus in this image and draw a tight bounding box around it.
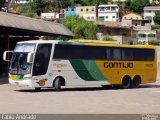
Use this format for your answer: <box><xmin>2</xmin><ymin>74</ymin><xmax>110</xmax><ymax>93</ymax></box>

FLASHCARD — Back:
<box><xmin>3</xmin><ymin>40</ymin><xmax>157</xmax><ymax>91</ymax></box>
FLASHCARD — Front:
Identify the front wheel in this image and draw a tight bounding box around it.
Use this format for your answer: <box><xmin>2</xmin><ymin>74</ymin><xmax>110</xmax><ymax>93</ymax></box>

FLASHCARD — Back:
<box><xmin>54</xmin><ymin>78</ymin><xmax>61</xmax><ymax>91</ymax></box>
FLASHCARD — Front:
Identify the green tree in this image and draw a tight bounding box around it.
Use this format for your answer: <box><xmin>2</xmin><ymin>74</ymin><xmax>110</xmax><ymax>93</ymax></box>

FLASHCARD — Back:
<box><xmin>31</xmin><ymin>0</ymin><xmax>47</xmax><ymax>16</ymax></box>
<box><xmin>125</xmin><ymin>0</ymin><xmax>150</xmax><ymax>13</ymax></box>
<box><xmin>63</xmin><ymin>15</ymin><xmax>98</xmax><ymax>40</ymax></box>
<box><xmin>80</xmin><ymin>0</ymin><xmax>112</xmax><ymax>6</ymax></box>
<box><xmin>153</xmin><ymin>11</ymin><xmax>160</xmax><ymax>24</ymax></box>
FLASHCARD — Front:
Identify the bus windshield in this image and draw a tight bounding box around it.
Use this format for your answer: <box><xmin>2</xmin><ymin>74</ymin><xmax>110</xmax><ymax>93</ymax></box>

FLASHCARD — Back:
<box><xmin>10</xmin><ymin>43</ymin><xmax>36</xmax><ymax>75</ymax></box>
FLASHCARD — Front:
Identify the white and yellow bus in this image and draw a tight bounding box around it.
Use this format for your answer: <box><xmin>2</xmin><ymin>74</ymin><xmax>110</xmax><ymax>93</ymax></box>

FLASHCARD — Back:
<box><xmin>3</xmin><ymin>40</ymin><xmax>157</xmax><ymax>91</ymax></box>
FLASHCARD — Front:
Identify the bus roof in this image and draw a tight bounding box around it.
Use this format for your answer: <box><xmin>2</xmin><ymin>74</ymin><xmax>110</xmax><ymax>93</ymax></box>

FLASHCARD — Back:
<box><xmin>17</xmin><ymin>40</ymin><xmax>156</xmax><ymax>49</ymax></box>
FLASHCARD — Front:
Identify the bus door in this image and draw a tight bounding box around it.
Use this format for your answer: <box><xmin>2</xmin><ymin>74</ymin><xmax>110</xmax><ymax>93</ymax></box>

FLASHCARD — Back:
<box><xmin>32</xmin><ymin>44</ymin><xmax>52</xmax><ymax>81</ymax></box>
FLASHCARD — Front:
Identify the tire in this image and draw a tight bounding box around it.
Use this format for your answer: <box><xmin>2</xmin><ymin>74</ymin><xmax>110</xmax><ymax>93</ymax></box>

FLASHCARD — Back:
<box><xmin>122</xmin><ymin>76</ymin><xmax>131</xmax><ymax>89</ymax></box>
<box><xmin>35</xmin><ymin>87</ymin><xmax>41</xmax><ymax>91</ymax></box>
<box><xmin>54</xmin><ymin>77</ymin><xmax>61</xmax><ymax>91</ymax></box>
<box><xmin>131</xmin><ymin>76</ymin><xmax>141</xmax><ymax>88</ymax></box>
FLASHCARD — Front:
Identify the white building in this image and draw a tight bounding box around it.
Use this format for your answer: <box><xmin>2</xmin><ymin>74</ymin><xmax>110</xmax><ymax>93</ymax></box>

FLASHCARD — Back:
<box><xmin>98</xmin><ymin>4</ymin><xmax>119</xmax><ymax>22</ymax></box>
<box><xmin>7</xmin><ymin>0</ymin><xmax>31</xmax><ymax>4</ymax></box>
<box><xmin>144</xmin><ymin>6</ymin><xmax>160</xmax><ymax>25</ymax></box>
<box><xmin>112</xmin><ymin>0</ymin><xmax>153</xmax><ymax>3</ymax></box>
<box><xmin>41</xmin><ymin>13</ymin><xmax>60</xmax><ymax>20</ymax></box>
<box><xmin>138</xmin><ymin>30</ymin><xmax>156</xmax><ymax>43</ymax></box>
<box><xmin>76</xmin><ymin>6</ymin><xmax>96</xmax><ymax>21</ymax></box>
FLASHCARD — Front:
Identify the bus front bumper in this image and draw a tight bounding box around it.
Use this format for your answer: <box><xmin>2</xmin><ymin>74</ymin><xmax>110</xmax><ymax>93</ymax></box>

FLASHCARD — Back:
<box><xmin>9</xmin><ymin>79</ymin><xmax>33</xmax><ymax>87</ymax></box>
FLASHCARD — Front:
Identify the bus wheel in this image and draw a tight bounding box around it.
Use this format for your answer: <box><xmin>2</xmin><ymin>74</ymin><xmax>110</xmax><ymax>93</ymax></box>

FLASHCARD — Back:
<box><xmin>122</xmin><ymin>76</ymin><xmax>131</xmax><ymax>89</ymax></box>
<box><xmin>54</xmin><ymin>77</ymin><xmax>61</xmax><ymax>91</ymax></box>
<box><xmin>35</xmin><ymin>87</ymin><xmax>41</xmax><ymax>91</ymax></box>
<box><xmin>131</xmin><ymin>76</ymin><xmax>141</xmax><ymax>88</ymax></box>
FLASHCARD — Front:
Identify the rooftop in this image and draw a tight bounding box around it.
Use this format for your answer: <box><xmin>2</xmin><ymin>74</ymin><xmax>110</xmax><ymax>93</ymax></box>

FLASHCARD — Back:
<box><xmin>0</xmin><ymin>11</ymin><xmax>73</xmax><ymax>36</ymax></box>
<box><xmin>144</xmin><ymin>6</ymin><xmax>160</xmax><ymax>10</ymax></box>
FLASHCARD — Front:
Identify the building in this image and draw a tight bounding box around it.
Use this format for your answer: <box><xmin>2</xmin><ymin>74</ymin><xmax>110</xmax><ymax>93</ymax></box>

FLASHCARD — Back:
<box><xmin>76</xmin><ymin>6</ymin><xmax>96</xmax><ymax>21</ymax></box>
<box><xmin>144</xmin><ymin>6</ymin><xmax>160</xmax><ymax>25</ymax></box>
<box><xmin>122</xmin><ymin>12</ymin><xmax>142</xmax><ymax>20</ymax></box>
<box><xmin>60</xmin><ymin>8</ymin><xmax>67</xmax><ymax>14</ymax></box>
<box><xmin>95</xmin><ymin>21</ymin><xmax>138</xmax><ymax>44</ymax></box>
<box><xmin>138</xmin><ymin>30</ymin><xmax>156</xmax><ymax>44</ymax></box>
<box><xmin>41</xmin><ymin>13</ymin><xmax>64</xmax><ymax>20</ymax></box>
<box><xmin>122</xmin><ymin>12</ymin><xmax>151</xmax><ymax>30</ymax></box>
<box><xmin>65</xmin><ymin>7</ymin><xmax>76</xmax><ymax>17</ymax></box>
<box><xmin>98</xmin><ymin>4</ymin><xmax>119</xmax><ymax>22</ymax></box>
<box><xmin>6</xmin><ymin>0</ymin><xmax>30</xmax><ymax>4</ymax></box>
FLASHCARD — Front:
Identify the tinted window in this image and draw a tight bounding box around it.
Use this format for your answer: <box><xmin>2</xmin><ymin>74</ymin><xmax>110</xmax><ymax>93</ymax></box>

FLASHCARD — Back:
<box><xmin>122</xmin><ymin>48</ymin><xmax>133</xmax><ymax>60</ymax></box>
<box><xmin>33</xmin><ymin>44</ymin><xmax>52</xmax><ymax>76</ymax></box>
<box><xmin>133</xmin><ymin>48</ymin><xmax>155</xmax><ymax>61</ymax></box>
<box><xmin>53</xmin><ymin>44</ymin><xmax>155</xmax><ymax>61</ymax></box>
<box><xmin>53</xmin><ymin>44</ymin><xmax>106</xmax><ymax>60</ymax></box>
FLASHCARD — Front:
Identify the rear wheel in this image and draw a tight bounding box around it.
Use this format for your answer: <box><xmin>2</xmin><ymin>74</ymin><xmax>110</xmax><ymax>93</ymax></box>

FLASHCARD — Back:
<box><xmin>54</xmin><ymin>77</ymin><xmax>61</xmax><ymax>91</ymax></box>
<box><xmin>122</xmin><ymin>76</ymin><xmax>131</xmax><ymax>89</ymax></box>
<box><xmin>131</xmin><ymin>76</ymin><xmax>141</xmax><ymax>88</ymax></box>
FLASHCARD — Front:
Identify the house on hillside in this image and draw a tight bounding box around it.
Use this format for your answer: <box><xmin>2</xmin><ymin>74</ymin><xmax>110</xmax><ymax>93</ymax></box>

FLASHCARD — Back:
<box><xmin>76</xmin><ymin>6</ymin><xmax>96</xmax><ymax>21</ymax></box>
<box><xmin>138</xmin><ymin>30</ymin><xmax>156</xmax><ymax>44</ymax></box>
<box><xmin>122</xmin><ymin>12</ymin><xmax>151</xmax><ymax>30</ymax></box>
<box><xmin>6</xmin><ymin>0</ymin><xmax>31</xmax><ymax>4</ymax></box>
<box><xmin>65</xmin><ymin>7</ymin><xmax>76</xmax><ymax>17</ymax></box>
<box><xmin>144</xmin><ymin>6</ymin><xmax>160</xmax><ymax>25</ymax></box>
<box><xmin>41</xmin><ymin>13</ymin><xmax>65</xmax><ymax>20</ymax></box>
<box><xmin>95</xmin><ymin>21</ymin><xmax>138</xmax><ymax>44</ymax></box>
<box><xmin>98</xmin><ymin>4</ymin><xmax>119</xmax><ymax>22</ymax></box>
<box><xmin>121</xmin><ymin>12</ymin><xmax>155</xmax><ymax>44</ymax></box>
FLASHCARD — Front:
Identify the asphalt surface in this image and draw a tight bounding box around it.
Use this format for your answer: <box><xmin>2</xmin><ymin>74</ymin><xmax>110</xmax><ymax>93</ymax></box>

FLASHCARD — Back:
<box><xmin>0</xmin><ymin>76</ymin><xmax>160</xmax><ymax>114</ymax></box>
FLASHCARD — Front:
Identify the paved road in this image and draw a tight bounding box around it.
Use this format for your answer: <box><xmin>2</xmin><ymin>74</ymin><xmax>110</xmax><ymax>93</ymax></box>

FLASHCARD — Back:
<box><xmin>0</xmin><ymin>77</ymin><xmax>160</xmax><ymax>114</ymax></box>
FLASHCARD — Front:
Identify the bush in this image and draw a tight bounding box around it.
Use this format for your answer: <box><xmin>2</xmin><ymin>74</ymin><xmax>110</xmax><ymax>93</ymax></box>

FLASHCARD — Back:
<box><xmin>19</xmin><ymin>3</ymin><xmax>33</xmax><ymax>14</ymax></box>
<box><xmin>152</xmin><ymin>24</ymin><xmax>160</xmax><ymax>30</ymax></box>
<box><xmin>148</xmin><ymin>40</ymin><xmax>160</xmax><ymax>45</ymax></box>
<box><xmin>24</xmin><ymin>12</ymin><xmax>35</xmax><ymax>17</ymax></box>
<box><xmin>103</xmin><ymin>35</ymin><xmax>114</xmax><ymax>41</ymax></box>
<box><xmin>153</xmin><ymin>11</ymin><xmax>160</xmax><ymax>25</ymax></box>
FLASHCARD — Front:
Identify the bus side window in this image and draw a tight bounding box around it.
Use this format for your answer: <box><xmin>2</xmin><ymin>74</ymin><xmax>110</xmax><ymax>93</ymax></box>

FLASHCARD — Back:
<box><xmin>106</xmin><ymin>48</ymin><xmax>111</xmax><ymax>60</ymax></box>
<box><xmin>113</xmin><ymin>48</ymin><xmax>121</xmax><ymax>60</ymax></box>
<box><xmin>122</xmin><ymin>48</ymin><xmax>133</xmax><ymax>60</ymax></box>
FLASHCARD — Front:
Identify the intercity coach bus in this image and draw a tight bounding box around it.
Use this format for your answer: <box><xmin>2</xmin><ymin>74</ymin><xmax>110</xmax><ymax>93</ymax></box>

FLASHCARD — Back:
<box><xmin>3</xmin><ymin>40</ymin><xmax>157</xmax><ymax>91</ymax></box>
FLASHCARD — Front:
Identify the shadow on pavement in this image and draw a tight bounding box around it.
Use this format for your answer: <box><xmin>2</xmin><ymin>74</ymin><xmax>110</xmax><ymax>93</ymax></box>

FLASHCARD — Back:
<box><xmin>140</xmin><ymin>84</ymin><xmax>160</xmax><ymax>88</ymax></box>
<box><xmin>0</xmin><ymin>77</ymin><xmax>8</xmax><ymax>84</ymax></box>
<box><xmin>15</xmin><ymin>85</ymin><xmax>121</xmax><ymax>93</ymax></box>
<box><xmin>15</xmin><ymin>84</ymin><xmax>160</xmax><ymax>93</ymax></box>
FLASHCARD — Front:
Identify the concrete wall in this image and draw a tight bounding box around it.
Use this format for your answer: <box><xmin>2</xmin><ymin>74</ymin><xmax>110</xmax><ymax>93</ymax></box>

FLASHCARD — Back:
<box><xmin>76</xmin><ymin>6</ymin><xmax>96</xmax><ymax>21</ymax></box>
<box><xmin>76</xmin><ymin>6</ymin><xmax>96</xmax><ymax>14</ymax></box>
<box><xmin>112</xmin><ymin>35</ymin><xmax>138</xmax><ymax>44</ymax></box>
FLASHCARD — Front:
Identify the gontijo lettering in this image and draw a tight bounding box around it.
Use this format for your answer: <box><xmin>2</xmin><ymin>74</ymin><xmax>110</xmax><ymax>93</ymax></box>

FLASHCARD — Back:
<box><xmin>104</xmin><ymin>62</ymin><xmax>134</xmax><ymax>68</ymax></box>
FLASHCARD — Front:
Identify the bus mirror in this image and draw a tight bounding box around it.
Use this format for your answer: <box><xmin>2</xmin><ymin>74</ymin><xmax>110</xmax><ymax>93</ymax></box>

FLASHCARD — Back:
<box><xmin>27</xmin><ymin>53</ymin><xmax>34</xmax><ymax>63</ymax></box>
<box><xmin>3</xmin><ymin>51</ymin><xmax>13</xmax><ymax>62</ymax></box>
